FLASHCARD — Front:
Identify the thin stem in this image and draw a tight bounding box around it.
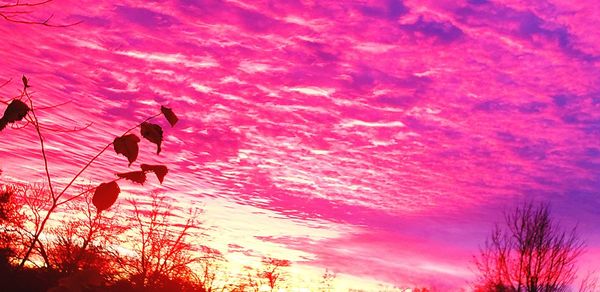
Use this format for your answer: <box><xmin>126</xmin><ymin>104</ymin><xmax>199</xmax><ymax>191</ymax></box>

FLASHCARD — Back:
<box><xmin>0</xmin><ymin>0</ymin><xmax>82</xmax><ymax>27</ymax></box>
<box><xmin>24</xmin><ymin>88</ymin><xmax>55</xmax><ymax>200</ymax></box>
<box><xmin>0</xmin><ymin>78</ymin><xmax>11</xmax><ymax>89</ymax></box>
<box><xmin>0</xmin><ymin>12</ymin><xmax>82</xmax><ymax>27</ymax></box>
<box><xmin>18</xmin><ymin>93</ymin><xmax>161</xmax><ymax>266</ymax></box>
<box><xmin>56</xmin><ymin>177</ymin><xmax>123</xmax><ymax>208</ymax></box>
<box><xmin>0</xmin><ymin>0</ymin><xmax>53</xmax><ymax>9</ymax></box>
<box><xmin>19</xmin><ymin>203</ymin><xmax>56</xmax><ymax>267</ymax></box>
<box><xmin>38</xmin><ymin>121</ymin><xmax>93</xmax><ymax>133</ymax></box>
<box><xmin>74</xmin><ymin>211</ymin><xmax>102</xmax><ymax>266</ymax></box>
<box><xmin>56</xmin><ymin>112</ymin><xmax>161</xmax><ymax>200</ymax></box>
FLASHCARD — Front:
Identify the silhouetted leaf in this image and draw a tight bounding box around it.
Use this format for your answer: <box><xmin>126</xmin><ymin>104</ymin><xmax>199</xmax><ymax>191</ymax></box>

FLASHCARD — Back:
<box><xmin>0</xmin><ymin>99</ymin><xmax>30</xmax><ymax>132</ymax></box>
<box><xmin>117</xmin><ymin>171</ymin><xmax>146</xmax><ymax>184</ymax></box>
<box><xmin>92</xmin><ymin>181</ymin><xmax>120</xmax><ymax>212</ymax></box>
<box><xmin>161</xmin><ymin>105</ymin><xmax>178</xmax><ymax>127</ymax></box>
<box><xmin>22</xmin><ymin>75</ymin><xmax>29</xmax><ymax>88</ymax></box>
<box><xmin>141</xmin><ymin>164</ymin><xmax>168</xmax><ymax>184</ymax></box>
<box><xmin>113</xmin><ymin>134</ymin><xmax>140</xmax><ymax>166</ymax></box>
<box><xmin>140</xmin><ymin>122</ymin><xmax>163</xmax><ymax>154</ymax></box>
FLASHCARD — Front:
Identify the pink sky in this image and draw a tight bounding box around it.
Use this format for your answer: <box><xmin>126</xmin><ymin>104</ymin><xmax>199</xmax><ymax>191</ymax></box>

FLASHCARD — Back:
<box><xmin>1</xmin><ymin>0</ymin><xmax>600</xmax><ymax>290</ymax></box>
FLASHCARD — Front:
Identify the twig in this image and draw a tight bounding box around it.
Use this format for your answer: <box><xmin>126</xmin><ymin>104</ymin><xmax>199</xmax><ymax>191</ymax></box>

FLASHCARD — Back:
<box><xmin>0</xmin><ymin>0</ymin><xmax>82</xmax><ymax>27</ymax></box>
<box><xmin>38</xmin><ymin>121</ymin><xmax>93</xmax><ymax>133</ymax></box>
<box><xmin>24</xmin><ymin>88</ymin><xmax>55</xmax><ymax>200</ymax></box>
<box><xmin>0</xmin><ymin>12</ymin><xmax>82</xmax><ymax>27</ymax></box>
<box><xmin>0</xmin><ymin>0</ymin><xmax>54</xmax><ymax>9</ymax></box>
<box><xmin>35</xmin><ymin>99</ymin><xmax>71</xmax><ymax>110</ymax></box>
<box><xmin>0</xmin><ymin>78</ymin><xmax>11</xmax><ymax>88</ymax></box>
<box><xmin>56</xmin><ymin>112</ymin><xmax>161</xmax><ymax>200</ymax></box>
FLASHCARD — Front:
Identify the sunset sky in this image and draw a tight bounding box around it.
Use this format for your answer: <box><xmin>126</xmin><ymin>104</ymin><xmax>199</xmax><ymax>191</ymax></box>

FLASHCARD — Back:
<box><xmin>1</xmin><ymin>0</ymin><xmax>600</xmax><ymax>290</ymax></box>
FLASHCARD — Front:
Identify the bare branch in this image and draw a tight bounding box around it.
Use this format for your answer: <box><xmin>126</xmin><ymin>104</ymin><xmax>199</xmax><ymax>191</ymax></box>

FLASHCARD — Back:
<box><xmin>474</xmin><ymin>202</ymin><xmax>589</xmax><ymax>292</ymax></box>
<box><xmin>0</xmin><ymin>0</ymin><xmax>82</xmax><ymax>27</ymax></box>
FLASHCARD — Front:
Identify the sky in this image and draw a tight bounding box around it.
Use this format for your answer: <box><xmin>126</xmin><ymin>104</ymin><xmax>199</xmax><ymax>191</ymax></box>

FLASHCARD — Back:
<box><xmin>1</xmin><ymin>0</ymin><xmax>600</xmax><ymax>290</ymax></box>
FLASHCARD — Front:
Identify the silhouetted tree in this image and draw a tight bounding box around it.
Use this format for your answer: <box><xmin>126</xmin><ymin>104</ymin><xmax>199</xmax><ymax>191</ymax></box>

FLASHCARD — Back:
<box><xmin>113</xmin><ymin>193</ymin><xmax>201</xmax><ymax>291</ymax></box>
<box><xmin>474</xmin><ymin>202</ymin><xmax>591</xmax><ymax>292</ymax></box>
<box><xmin>2</xmin><ymin>183</ymin><xmax>50</xmax><ymax>266</ymax></box>
<box><xmin>0</xmin><ymin>76</ymin><xmax>179</xmax><ymax>268</ymax></box>
<box><xmin>196</xmin><ymin>245</ymin><xmax>226</xmax><ymax>292</ymax></box>
<box><xmin>258</xmin><ymin>257</ymin><xmax>291</xmax><ymax>291</ymax></box>
<box><xmin>45</xmin><ymin>189</ymin><xmax>125</xmax><ymax>277</ymax></box>
<box><xmin>0</xmin><ymin>181</ymin><xmax>24</xmax><ymax>268</ymax></box>
<box><xmin>228</xmin><ymin>266</ymin><xmax>260</xmax><ymax>292</ymax></box>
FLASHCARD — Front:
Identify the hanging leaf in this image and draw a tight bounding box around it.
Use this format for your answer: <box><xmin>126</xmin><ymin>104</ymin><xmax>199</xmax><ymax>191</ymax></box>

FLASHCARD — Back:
<box><xmin>0</xmin><ymin>99</ymin><xmax>30</xmax><ymax>132</ymax></box>
<box><xmin>140</xmin><ymin>122</ymin><xmax>163</xmax><ymax>154</ymax></box>
<box><xmin>22</xmin><ymin>75</ymin><xmax>30</xmax><ymax>88</ymax></box>
<box><xmin>92</xmin><ymin>181</ymin><xmax>120</xmax><ymax>212</ymax></box>
<box><xmin>117</xmin><ymin>171</ymin><xmax>146</xmax><ymax>184</ymax></box>
<box><xmin>161</xmin><ymin>105</ymin><xmax>178</xmax><ymax>127</ymax></box>
<box><xmin>141</xmin><ymin>164</ymin><xmax>168</xmax><ymax>184</ymax></box>
<box><xmin>113</xmin><ymin>134</ymin><xmax>140</xmax><ymax>166</ymax></box>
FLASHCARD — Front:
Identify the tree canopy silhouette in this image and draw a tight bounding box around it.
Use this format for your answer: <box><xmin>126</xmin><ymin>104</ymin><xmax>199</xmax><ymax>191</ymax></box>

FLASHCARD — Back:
<box><xmin>474</xmin><ymin>202</ymin><xmax>591</xmax><ymax>292</ymax></box>
<box><xmin>0</xmin><ymin>75</ymin><xmax>180</xmax><ymax>273</ymax></box>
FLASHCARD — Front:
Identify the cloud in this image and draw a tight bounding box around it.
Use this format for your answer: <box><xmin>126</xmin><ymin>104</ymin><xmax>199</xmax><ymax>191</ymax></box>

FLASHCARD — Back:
<box><xmin>115</xmin><ymin>5</ymin><xmax>178</xmax><ymax>28</ymax></box>
<box><xmin>2</xmin><ymin>0</ymin><xmax>600</xmax><ymax>290</ymax></box>
<box><xmin>356</xmin><ymin>0</ymin><xmax>408</xmax><ymax>20</ymax></box>
<box><xmin>400</xmin><ymin>16</ymin><xmax>464</xmax><ymax>44</ymax></box>
<box><xmin>454</xmin><ymin>2</ymin><xmax>597</xmax><ymax>60</ymax></box>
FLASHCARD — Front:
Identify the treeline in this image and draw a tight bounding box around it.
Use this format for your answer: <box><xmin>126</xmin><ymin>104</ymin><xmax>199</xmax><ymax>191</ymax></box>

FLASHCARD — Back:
<box><xmin>0</xmin><ymin>180</ymin><xmax>333</xmax><ymax>291</ymax></box>
<box><xmin>0</xmin><ymin>77</ymin><xmax>349</xmax><ymax>292</ymax></box>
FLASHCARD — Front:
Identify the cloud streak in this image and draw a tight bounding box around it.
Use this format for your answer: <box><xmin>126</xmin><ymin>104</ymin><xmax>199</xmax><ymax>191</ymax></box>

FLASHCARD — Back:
<box><xmin>0</xmin><ymin>0</ymin><xmax>599</xmax><ymax>289</ymax></box>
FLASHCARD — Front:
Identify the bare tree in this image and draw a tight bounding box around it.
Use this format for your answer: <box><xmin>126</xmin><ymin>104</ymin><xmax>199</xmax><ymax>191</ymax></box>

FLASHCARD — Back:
<box><xmin>258</xmin><ymin>257</ymin><xmax>291</xmax><ymax>291</ymax></box>
<box><xmin>0</xmin><ymin>182</ymin><xmax>25</xmax><ymax>267</ymax></box>
<box><xmin>474</xmin><ymin>202</ymin><xmax>589</xmax><ymax>292</ymax></box>
<box><xmin>4</xmin><ymin>183</ymin><xmax>53</xmax><ymax>267</ymax></box>
<box><xmin>115</xmin><ymin>193</ymin><xmax>201</xmax><ymax>291</ymax></box>
<box><xmin>196</xmin><ymin>245</ymin><xmax>225</xmax><ymax>292</ymax></box>
<box><xmin>228</xmin><ymin>266</ymin><xmax>260</xmax><ymax>292</ymax></box>
<box><xmin>0</xmin><ymin>77</ymin><xmax>180</xmax><ymax>268</ymax></box>
<box><xmin>45</xmin><ymin>190</ymin><xmax>125</xmax><ymax>276</ymax></box>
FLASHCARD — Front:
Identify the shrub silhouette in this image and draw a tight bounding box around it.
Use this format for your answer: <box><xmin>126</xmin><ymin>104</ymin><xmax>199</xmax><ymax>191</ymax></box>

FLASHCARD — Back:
<box><xmin>0</xmin><ymin>10</ymin><xmax>353</xmax><ymax>291</ymax></box>
<box><xmin>0</xmin><ymin>76</ymin><xmax>179</xmax><ymax>268</ymax></box>
<box><xmin>0</xmin><ymin>182</ymin><xmax>23</xmax><ymax>268</ymax></box>
<box><xmin>113</xmin><ymin>193</ymin><xmax>200</xmax><ymax>291</ymax></box>
<box><xmin>0</xmin><ymin>77</ymin><xmax>316</xmax><ymax>291</ymax></box>
<box><xmin>45</xmin><ymin>189</ymin><xmax>124</xmax><ymax>276</ymax></box>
